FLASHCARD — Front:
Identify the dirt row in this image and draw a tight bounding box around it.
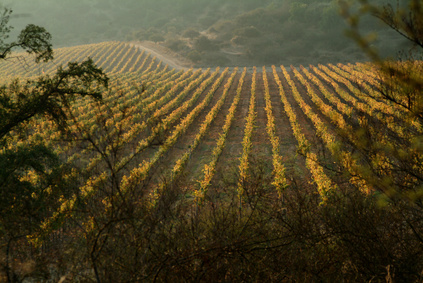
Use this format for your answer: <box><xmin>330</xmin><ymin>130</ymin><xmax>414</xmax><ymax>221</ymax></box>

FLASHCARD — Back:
<box><xmin>93</xmin><ymin>44</ymin><xmax>374</xmax><ymax>194</ymax></box>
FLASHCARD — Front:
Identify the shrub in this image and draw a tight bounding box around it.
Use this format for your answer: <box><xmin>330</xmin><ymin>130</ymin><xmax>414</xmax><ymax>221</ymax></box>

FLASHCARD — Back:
<box><xmin>233</xmin><ymin>26</ymin><xmax>262</xmax><ymax>38</ymax></box>
<box><xmin>182</xmin><ymin>28</ymin><xmax>200</xmax><ymax>39</ymax></box>
<box><xmin>194</xmin><ymin>35</ymin><xmax>217</xmax><ymax>52</ymax></box>
<box><xmin>165</xmin><ymin>38</ymin><xmax>186</xmax><ymax>52</ymax></box>
<box><xmin>148</xmin><ymin>33</ymin><xmax>165</xmax><ymax>42</ymax></box>
<box><xmin>187</xmin><ymin>50</ymin><xmax>202</xmax><ymax>63</ymax></box>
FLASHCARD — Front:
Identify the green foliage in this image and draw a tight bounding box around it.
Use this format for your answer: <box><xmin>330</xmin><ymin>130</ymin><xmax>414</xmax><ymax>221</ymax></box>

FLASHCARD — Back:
<box><xmin>289</xmin><ymin>2</ymin><xmax>308</xmax><ymax>22</ymax></box>
<box><xmin>0</xmin><ymin>8</ymin><xmax>12</xmax><ymax>46</ymax></box>
<box><xmin>194</xmin><ymin>35</ymin><xmax>217</xmax><ymax>52</ymax></box>
<box><xmin>187</xmin><ymin>49</ymin><xmax>202</xmax><ymax>62</ymax></box>
<box><xmin>0</xmin><ymin>58</ymin><xmax>108</xmax><ymax>141</ymax></box>
<box><xmin>0</xmin><ymin>7</ymin><xmax>109</xmax><ymax>282</ymax></box>
<box><xmin>320</xmin><ymin>2</ymin><xmax>343</xmax><ymax>30</ymax></box>
<box><xmin>41</xmin><ymin>159</ymin><xmax>423</xmax><ymax>282</ymax></box>
<box><xmin>0</xmin><ymin>141</ymin><xmax>64</xmax><ymax>235</ymax></box>
<box><xmin>0</xmin><ymin>8</ymin><xmax>52</xmax><ymax>63</ymax></box>
<box><xmin>16</xmin><ymin>24</ymin><xmax>53</xmax><ymax>63</ymax></box>
<box><xmin>149</xmin><ymin>33</ymin><xmax>165</xmax><ymax>42</ymax></box>
<box><xmin>182</xmin><ymin>28</ymin><xmax>200</xmax><ymax>39</ymax></box>
<box><xmin>339</xmin><ymin>0</ymin><xmax>423</xmax><ymax>203</ymax></box>
<box><xmin>233</xmin><ymin>26</ymin><xmax>261</xmax><ymax>38</ymax></box>
<box><xmin>375</xmin><ymin>0</ymin><xmax>423</xmax><ymax>49</ymax></box>
<box><xmin>165</xmin><ymin>37</ymin><xmax>186</xmax><ymax>52</ymax></box>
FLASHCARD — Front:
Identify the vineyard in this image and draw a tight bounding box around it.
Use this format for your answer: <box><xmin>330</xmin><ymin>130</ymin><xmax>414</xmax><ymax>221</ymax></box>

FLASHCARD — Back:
<box><xmin>2</xmin><ymin>41</ymin><xmax>423</xmax><ymax>281</ymax></box>
<box><xmin>1</xmin><ymin>41</ymin><xmax>419</xmax><ymax>202</ymax></box>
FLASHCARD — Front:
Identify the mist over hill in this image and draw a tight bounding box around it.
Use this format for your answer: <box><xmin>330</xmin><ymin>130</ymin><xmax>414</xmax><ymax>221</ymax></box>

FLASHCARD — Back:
<box><xmin>3</xmin><ymin>0</ymin><xmax>412</xmax><ymax>67</ymax></box>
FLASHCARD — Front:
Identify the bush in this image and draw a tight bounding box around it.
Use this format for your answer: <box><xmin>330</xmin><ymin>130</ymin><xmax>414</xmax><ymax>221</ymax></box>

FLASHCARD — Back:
<box><xmin>148</xmin><ymin>33</ymin><xmax>165</xmax><ymax>42</ymax></box>
<box><xmin>194</xmin><ymin>35</ymin><xmax>217</xmax><ymax>52</ymax></box>
<box><xmin>230</xmin><ymin>35</ymin><xmax>248</xmax><ymax>46</ymax></box>
<box><xmin>233</xmin><ymin>26</ymin><xmax>261</xmax><ymax>38</ymax></box>
<box><xmin>187</xmin><ymin>50</ymin><xmax>202</xmax><ymax>63</ymax></box>
<box><xmin>202</xmin><ymin>53</ymin><xmax>229</xmax><ymax>66</ymax></box>
<box><xmin>182</xmin><ymin>28</ymin><xmax>200</xmax><ymax>39</ymax></box>
<box><xmin>3</xmin><ymin>151</ymin><xmax>423</xmax><ymax>281</ymax></box>
<box><xmin>165</xmin><ymin>38</ymin><xmax>187</xmax><ymax>52</ymax></box>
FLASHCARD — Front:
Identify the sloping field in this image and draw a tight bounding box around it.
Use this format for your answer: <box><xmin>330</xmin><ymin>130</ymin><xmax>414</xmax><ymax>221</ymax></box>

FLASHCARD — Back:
<box><xmin>0</xmin><ymin>41</ymin><xmax>164</xmax><ymax>78</ymax></box>
<box><xmin>2</xmin><ymin>41</ymin><xmax>417</xmax><ymax>203</ymax></box>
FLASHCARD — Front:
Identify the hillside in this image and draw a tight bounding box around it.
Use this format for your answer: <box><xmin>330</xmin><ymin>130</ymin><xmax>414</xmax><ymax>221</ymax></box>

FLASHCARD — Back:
<box><xmin>2</xmin><ymin>41</ymin><xmax>423</xmax><ymax>281</ymax></box>
<box><xmin>1</xmin><ymin>41</ymin><xmax>415</xmax><ymax>198</ymax></box>
<box><xmin>4</xmin><ymin>0</ymin><xmax>410</xmax><ymax>67</ymax></box>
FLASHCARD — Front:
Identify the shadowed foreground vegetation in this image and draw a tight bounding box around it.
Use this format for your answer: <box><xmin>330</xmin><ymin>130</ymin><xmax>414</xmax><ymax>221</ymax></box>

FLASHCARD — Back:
<box><xmin>2</xmin><ymin>162</ymin><xmax>423</xmax><ymax>282</ymax></box>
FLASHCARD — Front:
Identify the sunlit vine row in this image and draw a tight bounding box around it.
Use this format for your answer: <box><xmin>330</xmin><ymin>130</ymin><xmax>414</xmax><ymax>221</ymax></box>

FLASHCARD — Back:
<box><xmin>54</xmin><ymin>66</ymin><xmax>173</xmax><ymax>168</ymax></box>
<box><xmin>83</xmin><ymin>67</ymin><xmax>193</xmax><ymax>150</ymax></box>
<box><xmin>196</xmin><ymin>68</ymin><xmax>247</xmax><ymax>202</ymax></box>
<box><xmin>64</xmin><ymin>66</ymin><xmax>181</xmax><ymax>172</ymax></box>
<box><xmin>115</xmin><ymin>69</ymin><xmax>216</xmax><ymax>171</ymax></box>
<box><xmin>262</xmin><ymin>67</ymin><xmax>288</xmax><ymax>195</ymax></box>
<box><xmin>43</xmin><ymin>43</ymin><xmax>101</xmax><ymax>75</ymax></box>
<box><xmin>319</xmin><ymin>65</ymin><xmax>421</xmax><ymax>128</ymax></box>
<box><xmin>51</xmin><ymin>69</ymin><xmax>228</xmax><ymax>238</ymax></box>
<box><xmin>137</xmin><ymin>56</ymin><xmax>159</xmax><ymax>75</ymax></box>
<box><xmin>321</xmin><ymin>64</ymin><xmax>420</xmax><ymax>135</ymax></box>
<box><xmin>36</xmin><ymin>66</ymin><xmax>202</xmax><ymax>229</ymax></box>
<box><xmin>130</xmin><ymin>69</ymin><xmax>194</xmax><ymax>121</ymax></box>
<box><xmin>290</xmin><ymin>66</ymin><xmax>371</xmax><ymax>193</ymax></box>
<box><xmin>276</xmin><ymin>66</ymin><xmax>337</xmax><ymax>200</ymax></box>
<box><xmin>327</xmin><ymin>63</ymin><xmax>421</xmax><ymax>189</ymax></box>
<box><xmin>107</xmin><ymin>44</ymin><xmax>134</xmax><ymax>73</ymax></box>
<box><xmin>237</xmin><ymin>67</ymin><xmax>256</xmax><ymax>197</ymax></box>
<box><xmin>128</xmin><ymin>50</ymin><xmax>149</xmax><ymax>73</ymax></box>
<box><xmin>300</xmin><ymin>65</ymin><xmax>397</xmax><ymax>181</ymax></box>
<box><xmin>168</xmin><ymin>68</ymin><xmax>238</xmax><ymax>192</ymax></box>
<box><xmin>0</xmin><ymin>42</ymin><xmax>146</xmax><ymax>78</ymax></box>
<box><xmin>298</xmin><ymin>66</ymin><xmax>354</xmax><ymax>131</ymax></box>
<box><xmin>116</xmin><ymin>46</ymin><xmax>147</xmax><ymax>74</ymax></box>
<box><xmin>97</xmin><ymin>42</ymin><xmax>126</xmax><ymax>70</ymax></box>
<box><xmin>310</xmin><ymin>64</ymin><xmax>400</xmax><ymax>136</ymax></box>
<box><xmin>120</xmin><ymin>68</ymin><xmax>229</xmax><ymax>204</ymax></box>
<box><xmin>121</xmin><ymin>49</ymin><xmax>145</xmax><ymax>73</ymax></box>
<box><xmin>101</xmin><ymin>68</ymin><xmax>196</xmax><ymax>148</ymax></box>
<box><xmin>149</xmin><ymin>69</ymin><xmax>210</xmax><ymax>124</ymax></box>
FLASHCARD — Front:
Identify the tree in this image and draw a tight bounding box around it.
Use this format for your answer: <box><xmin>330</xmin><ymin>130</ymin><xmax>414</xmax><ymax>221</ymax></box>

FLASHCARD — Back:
<box><xmin>0</xmin><ymin>7</ymin><xmax>108</xmax><ymax>282</ymax></box>
<box><xmin>337</xmin><ymin>0</ymin><xmax>423</xmax><ymax>203</ymax></box>
<box><xmin>0</xmin><ymin>8</ymin><xmax>52</xmax><ymax>62</ymax></box>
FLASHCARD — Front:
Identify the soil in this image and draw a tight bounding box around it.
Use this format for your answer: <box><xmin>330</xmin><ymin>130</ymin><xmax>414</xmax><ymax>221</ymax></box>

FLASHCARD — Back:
<box><xmin>129</xmin><ymin>41</ymin><xmax>197</xmax><ymax>71</ymax></box>
<box><xmin>129</xmin><ymin>41</ymin><xmax>313</xmax><ymax>73</ymax></box>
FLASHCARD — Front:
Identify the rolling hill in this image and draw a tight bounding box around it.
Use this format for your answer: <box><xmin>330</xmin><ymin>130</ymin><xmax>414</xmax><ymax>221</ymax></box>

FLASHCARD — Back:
<box><xmin>2</xmin><ymin>40</ymin><xmax>423</xmax><ymax>282</ymax></box>
<box><xmin>1</xmin><ymin>41</ymin><xmax>414</xmax><ymax>200</ymax></box>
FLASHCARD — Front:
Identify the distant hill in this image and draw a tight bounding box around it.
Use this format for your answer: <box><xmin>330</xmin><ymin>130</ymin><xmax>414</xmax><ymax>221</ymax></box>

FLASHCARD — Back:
<box><xmin>4</xmin><ymin>0</ymin><xmax>411</xmax><ymax>66</ymax></box>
